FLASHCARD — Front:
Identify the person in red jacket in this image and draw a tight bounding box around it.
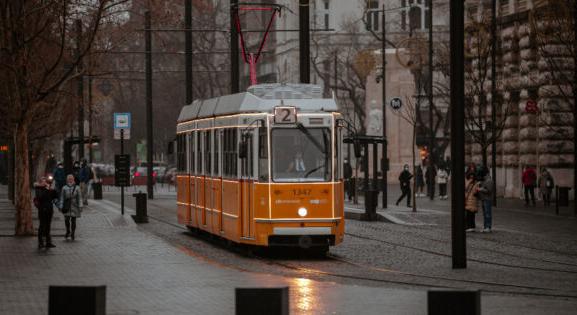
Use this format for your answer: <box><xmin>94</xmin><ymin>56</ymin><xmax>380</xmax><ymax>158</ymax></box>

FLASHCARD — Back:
<box><xmin>522</xmin><ymin>165</ymin><xmax>537</xmax><ymax>206</ymax></box>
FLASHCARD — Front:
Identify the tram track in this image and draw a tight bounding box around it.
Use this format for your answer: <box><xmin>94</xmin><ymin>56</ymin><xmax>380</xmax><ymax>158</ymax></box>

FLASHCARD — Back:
<box><xmin>345</xmin><ymin>232</ymin><xmax>577</xmax><ymax>274</ymax></box>
<box><xmin>94</xmin><ymin>199</ymin><xmax>577</xmax><ymax>300</ymax></box>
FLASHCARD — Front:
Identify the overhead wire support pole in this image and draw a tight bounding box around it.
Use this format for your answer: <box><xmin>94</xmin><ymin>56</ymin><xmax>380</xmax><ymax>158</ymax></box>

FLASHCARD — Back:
<box><xmin>381</xmin><ymin>4</ymin><xmax>388</xmax><ymax>209</ymax></box>
<box><xmin>450</xmin><ymin>0</ymin><xmax>466</xmax><ymax>269</ymax></box>
<box><xmin>145</xmin><ymin>11</ymin><xmax>154</xmax><ymax>200</ymax></box>
<box><xmin>573</xmin><ymin>0</ymin><xmax>577</xmax><ymax>217</ymax></box>
<box><xmin>231</xmin><ymin>0</ymin><xmax>240</xmax><ymax>93</ymax></box>
<box><xmin>299</xmin><ymin>0</ymin><xmax>310</xmax><ymax>84</ymax></box>
<box><xmin>428</xmin><ymin>0</ymin><xmax>434</xmax><ymax>174</ymax></box>
<box><xmin>185</xmin><ymin>0</ymin><xmax>193</xmax><ymax>104</ymax></box>
<box><xmin>491</xmin><ymin>0</ymin><xmax>498</xmax><ymax>206</ymax></box>
<box><xmin>76</xmin><ymin>19</ymin><xmax>84</xmax><ymax>161</ymax></box>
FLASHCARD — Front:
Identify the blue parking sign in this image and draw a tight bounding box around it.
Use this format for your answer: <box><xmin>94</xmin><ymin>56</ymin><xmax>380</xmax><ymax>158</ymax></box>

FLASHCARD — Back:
<box><xmin>114</xmin><ymin>113</ymin><xmax>131</xmax><ymax>129</ymax></box>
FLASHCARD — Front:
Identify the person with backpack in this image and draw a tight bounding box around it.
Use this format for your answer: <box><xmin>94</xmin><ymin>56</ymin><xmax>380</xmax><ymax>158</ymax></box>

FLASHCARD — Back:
<box><xmin>478</xmin><ymin>167</ymin><xmax>494</xmax><ymax>233</ymax></box>
<box><xmin>522</xmin><ymin>165</ymin><xmax>537</xmax><ymax>206</ymax></box>
<box><xmin>59</xmin><ymin>174</ymin><xmax>82</xmax><ymax>241</ymax></box>
<box><xmin>78</xmin><ymin>160</ymin><xmax>92</xmax><ymax>205</ymax></box>
<box><xmin>34</xmin><ymin>177</ymin><xmax>59</xmax><ymax>249</ymax></box>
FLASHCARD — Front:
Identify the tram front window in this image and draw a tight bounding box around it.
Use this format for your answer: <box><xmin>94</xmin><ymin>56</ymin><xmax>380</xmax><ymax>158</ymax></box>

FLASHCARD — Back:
<box><xmin>272</xmin><ymin>127</ymin><xmax>331</xmax><ymax>182</ymax></box>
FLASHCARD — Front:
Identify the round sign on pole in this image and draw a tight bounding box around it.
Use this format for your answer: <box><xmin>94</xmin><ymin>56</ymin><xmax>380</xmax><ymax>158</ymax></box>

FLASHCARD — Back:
<box><xmin>390</xmin><ymin>97</ymin><xmax>403</xmax><ymax>110</ymax></box>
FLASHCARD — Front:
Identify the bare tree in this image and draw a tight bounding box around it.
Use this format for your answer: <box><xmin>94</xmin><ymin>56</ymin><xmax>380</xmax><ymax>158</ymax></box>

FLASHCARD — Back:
<box><xmin>0</xmin><ymin>0</ymin><xmax>128</xmax><ymax>235</ymax></box>
<box><xmin>463</xmin><ymin>16</ymin><xmax>512</xmax><ymax>167</ymax></box>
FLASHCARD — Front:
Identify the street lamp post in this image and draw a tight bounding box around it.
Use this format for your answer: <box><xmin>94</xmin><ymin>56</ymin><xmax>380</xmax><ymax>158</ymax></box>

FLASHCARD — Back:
<box><xmin>381</xmin><ymin>4</ymin><xmax>387</xmax><ymax>209</ymax></box>
<box><xmin>368</xmin><ymin>4</ymin><xmax>415</xmax><ymax>209</ymax></box>
<box><xmin>450</xmin><ymin>0</ymin><xmax>466</xmax><ymax>269</ymax></box>
<box><xmin>491</xmin><ymin>0</ymin><xmax>498</xmax><ymax>206</ymax></box>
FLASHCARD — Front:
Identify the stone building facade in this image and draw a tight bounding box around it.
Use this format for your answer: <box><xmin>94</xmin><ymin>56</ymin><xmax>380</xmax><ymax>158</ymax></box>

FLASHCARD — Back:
<box><xmin>466</xmin><ymin>0</ymin><xmax>575</xmax><ymax>199</ymax></box>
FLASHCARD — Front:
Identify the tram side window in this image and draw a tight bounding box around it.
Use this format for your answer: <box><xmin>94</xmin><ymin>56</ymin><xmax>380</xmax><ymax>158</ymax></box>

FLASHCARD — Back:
<box><xmin>214</xmin><ymin>130</ymin><xmax>220</xmax><ymax>177</ymax></box>
<box><xmin>205</xmin><ymin>131</ymin><xmax>212</xmax><ymax>176</ymax></box>
<box><xmin>223</xmin><ymin>128</ymin><xmax>238</xmax><ymax>179</ymax></box>
<box><xmin>258</xmin><ymin>127</ymin><xmax>268</xmax><ymax>181</ymax></box>
<box><xmin>197</xmin><ymin>132</ymin><xmax>202</xmax><ymax>175</ymax></box>
<box><xmin>190</xmin><ymin>131</ymin><xmax>195</xmax><ymax>175</ymax></box>
<box><xmin>177</xmin><ymin>134</ymin><xmax>185</xmax><ymax>172</ymax></box>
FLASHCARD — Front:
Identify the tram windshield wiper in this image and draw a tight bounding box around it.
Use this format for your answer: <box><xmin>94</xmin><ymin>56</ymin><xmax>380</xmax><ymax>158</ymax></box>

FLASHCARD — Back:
<box><xmin>296</xmin><ymin>122</ymin><xmax>326</xmax><ymax>154</ymax></box>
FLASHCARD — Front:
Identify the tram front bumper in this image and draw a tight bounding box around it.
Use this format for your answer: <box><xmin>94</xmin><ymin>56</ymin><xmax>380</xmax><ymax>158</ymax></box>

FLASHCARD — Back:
<box><xmin>268</xmin><ymin>227</ymin><xmax>335</xmax><ymax>248</ymax></box>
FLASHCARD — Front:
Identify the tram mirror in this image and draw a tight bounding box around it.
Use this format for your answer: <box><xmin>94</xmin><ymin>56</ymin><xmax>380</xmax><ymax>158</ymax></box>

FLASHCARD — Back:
<box><xmin>353</xmin><ymin>140</ymin><xmax>362</xmax><ymax>159</ymax></box>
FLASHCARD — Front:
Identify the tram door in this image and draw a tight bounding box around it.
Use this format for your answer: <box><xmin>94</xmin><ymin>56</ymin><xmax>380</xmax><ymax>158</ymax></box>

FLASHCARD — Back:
<box><xmin>240</xmin><ymin>131</ymin><xmax>255</xmax><ymax>239</ymax></box>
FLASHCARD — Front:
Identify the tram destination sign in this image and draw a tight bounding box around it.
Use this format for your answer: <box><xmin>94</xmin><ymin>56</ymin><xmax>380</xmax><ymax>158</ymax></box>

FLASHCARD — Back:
<box><xmin>274</xmin><ymin>106</ymin><xmax>297</xmax><ymax>124</ymax></box>
<box><xmin>114</xmin><ymin>154</ymin><xmax>131</xmax><ymax>187</ymax></box>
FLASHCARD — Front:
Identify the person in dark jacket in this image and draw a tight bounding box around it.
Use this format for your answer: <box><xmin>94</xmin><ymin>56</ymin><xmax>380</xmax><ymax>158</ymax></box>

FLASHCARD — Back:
<box><xmin>396</xmin><ymin>164</ymin><xmax>413</xmax><ymax>207</ymax></box>
<box><xmin>72</xmin><ymin>161</ymin><xmax>81</xmax><ymax>185</ymax></box>
<box><xmin>478</xmin><ymin>167</ymin><xmax>494</xmax><ymax>232</ymax></box>
<box><xmin>343</xmin><ymin>159</ymin><xmax>353</xmax><ymax>201</ymax></box>
<box><xmin>78</xmin><ymin>160</ymin><xmax>92</xmax><ymax>205</ymax></box>
<box><xmin>34</xmin><ymin>177</ymin><xmax>59</xmax><ymax>249</ymax></box>
<box><xmin>415</xmin><ymin>165</ymin><xmax>425</xmax><ymax>197</ymax></box>
<box><xmin>52</xmin><ymin>163</ymin><xmax>66</xmax><ymax>193</ymax></box>
<box><xmin>425</xmin><ymin>162</ymin><xmax>437</xmax><ymax>200</ymax></box>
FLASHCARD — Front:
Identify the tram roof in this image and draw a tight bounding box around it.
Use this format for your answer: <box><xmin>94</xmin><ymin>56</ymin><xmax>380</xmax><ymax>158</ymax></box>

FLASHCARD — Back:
<box><xmin>177</xmin><ymin>83</ymin><xmax>338</xmax><ymax>123</ymax></box>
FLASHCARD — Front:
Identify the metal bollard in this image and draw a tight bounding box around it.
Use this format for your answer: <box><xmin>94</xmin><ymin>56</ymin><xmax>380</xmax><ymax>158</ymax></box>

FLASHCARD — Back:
<box><xmin>49</xmin><ymin>285</ymin><xmax>106</xmax><ymax>315</ymax></box>
<box><xmin>132</xmin><ymin>192</ymin><xmax>148</xmax><ymax>223</ymax></box>
<box><xmin>428</xmin><ymin>289</ymin><xmax>480</xmax><ymax>315</ymax></box>
<box><xmin>236</xmin><ymin>287</ymin><xmax>289</xmax><ymax>315</ymax></box>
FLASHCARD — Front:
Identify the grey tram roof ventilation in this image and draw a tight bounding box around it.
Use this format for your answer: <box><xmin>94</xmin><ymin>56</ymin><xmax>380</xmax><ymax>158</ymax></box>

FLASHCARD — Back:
<box><xmin>247</xmin><ymin>83</ymin><xmax>323</xmax><ymax>99</ymax></box>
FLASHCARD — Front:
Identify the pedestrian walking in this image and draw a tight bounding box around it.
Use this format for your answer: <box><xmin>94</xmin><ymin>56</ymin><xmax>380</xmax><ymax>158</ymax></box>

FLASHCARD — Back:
<box><xmin>78</xmin><ymin>160</ymin><xmax>92</xmax><ymax>205</ymax></box>
<box><xmin>72</xmin><ymin>161</ymin><xmax>81</xmax><ymax>185</ymax></box>
<box><xmin>52</xmin><ymin>163</ymin><xmax>66</xmax><ymax>193</ymax></box>
<box><xmin>343</xmin><ymin>159</ymin><xmax>353</xmax><ymax>201</ymax></box>
<box><xmin>522</xmin><ymin>165</ymin><xmax>537</xmax><ymax>206</ymax></box>
<box><xmin>415</xmin><ymin>165</ymin><xmax>425</xmax><ymax>197</ymax></box>
<box><xmin>437</xmin><ymin>167</ymin><xmax>449</xmax><ymax>200</ymax></box>
<box><xmin>538</xmin><ymin>168</ymin><xmax>555</xmax><ymax>207</ymax></box>
<box><xmin>34</xmin><ymin>177</ymin><xmax>59</xmax><ymax>249</ymax></box>
<box><xmin>396</xmin><ymin>164</ymin><xmax>413</xmax><ymax>207</ymax></box>
<box><xmin>465</xmin><ymin>172</ymin><xmax>480</xmax><ymax>232</ymax></box>
<box><xmin>59</xmin><ymin>174</ymin><xmax>82</xmax><ymax>241</ymax></box>
<box><xmin>478</xmin><ymin>167</ymin><xmax>494</xmax><ymax>232</ymax></box>
<box><xmin>425</xmin><ymin>162</ymin><xmax>437</xmax><ymax>200</ymax></box>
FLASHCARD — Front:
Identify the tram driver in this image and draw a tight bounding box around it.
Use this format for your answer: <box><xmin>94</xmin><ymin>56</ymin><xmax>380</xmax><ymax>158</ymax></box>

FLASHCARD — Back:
<box><xmin>286</xmin><ymin>151</ymin><xmax>307</xmax><ymax>174</ymax></box>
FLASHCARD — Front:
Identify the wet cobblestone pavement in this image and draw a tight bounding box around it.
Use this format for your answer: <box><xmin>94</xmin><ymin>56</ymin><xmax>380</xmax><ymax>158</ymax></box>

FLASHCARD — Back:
<box><xmin>2</xmin><ymin>185</ymin><xmax>577</xmax><ymax>314</ymax></box>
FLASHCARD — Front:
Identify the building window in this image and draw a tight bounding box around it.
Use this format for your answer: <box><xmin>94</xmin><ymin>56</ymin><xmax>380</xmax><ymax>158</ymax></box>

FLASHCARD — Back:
<box><xmin>401</xmin><ymin>0</ymin><xmax>431</xmax><ymax>31</ymax></box>
<box><xmin>324</xmin><ymin>0</ymin><xmax>329</xmax><ymax>29</ymax></box>
<box><xmin>516</xmin><ymin>0</ymin><xmax>527</xmax><ymax>12</ymax></box>
<box><xmin>500</xmin><ymin>0</ymin><xmax>510</xmax><ymax>16</ymax></box>
<box><xmin>366</xmin><ymin>0</ymin><xmax>379</xmax><ymax>32</ymax></box>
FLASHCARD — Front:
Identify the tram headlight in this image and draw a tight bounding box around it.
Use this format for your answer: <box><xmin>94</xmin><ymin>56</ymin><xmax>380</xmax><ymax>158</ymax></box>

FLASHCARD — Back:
<box><xmin>298</xmin><ymin>207</ymin><xmax>308</xmax><ymax>217</ymax></box>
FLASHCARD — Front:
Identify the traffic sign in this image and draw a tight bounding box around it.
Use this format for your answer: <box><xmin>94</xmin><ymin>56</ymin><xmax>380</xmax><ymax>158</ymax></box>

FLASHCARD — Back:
<box><xmin>114</xmin><ymin>113</ymin><xmax>131</xmax><ymax>129</ymax></box>
<box><xmin>114</xmin><ymin>154</ymin><xmax>131</xmax><ymax>187</ymax></box>
<box><xmin>390</xmin><ymin>97</ymin><xmax>403</xmax><ymax>110</ymax></box>
<box><xmin>114</xmin><ymin>129</ymin><xmax>130</xmax><ymax>140</ymax></box>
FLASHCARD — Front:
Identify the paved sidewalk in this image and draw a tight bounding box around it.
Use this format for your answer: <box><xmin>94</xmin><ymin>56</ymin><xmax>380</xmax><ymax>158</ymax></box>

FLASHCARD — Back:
<box><xmin>2</xmin><ymin>185</ymin><xmax>577</xmax><ymax>314</ymax></box>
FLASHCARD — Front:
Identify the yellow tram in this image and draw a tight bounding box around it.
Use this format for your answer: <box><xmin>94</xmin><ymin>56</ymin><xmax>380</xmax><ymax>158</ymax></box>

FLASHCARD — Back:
<box><xmin>175</xmin><ymin>83</ymin><xmax>345</xmax><ymax>251</ymax></box>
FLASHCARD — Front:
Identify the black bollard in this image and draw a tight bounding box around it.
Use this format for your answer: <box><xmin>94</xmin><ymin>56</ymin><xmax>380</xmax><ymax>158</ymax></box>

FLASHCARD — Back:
<box><xmin>428</xmin><ymin>289</ymin><xmax>480</xmax><ymax>315</ymax></box>
<box><xmin>236</xmin><ymin>287</ymin><xmax>289</xmax><ymax>315</ymax></box>
<box><xmin>49</xmin><ymin>285</ymin><xmax>106</xmax><ymax>315</ymax></box>
<box><xmin>132</xmin><ymin>192</ymin><xmax>148</xmax><ymax>223</ymax></box>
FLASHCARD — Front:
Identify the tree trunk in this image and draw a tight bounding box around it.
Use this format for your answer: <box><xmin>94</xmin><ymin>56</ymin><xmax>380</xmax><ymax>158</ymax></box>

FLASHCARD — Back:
<box><xmin>481</xmin><ymin>145</ymin><xmax>488</xmax><ymax>168</ymax></box>
<box><xmin>14</xmin><ymin>121</ymin><xmax>34</xmax><ymax>236</ymax></box>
